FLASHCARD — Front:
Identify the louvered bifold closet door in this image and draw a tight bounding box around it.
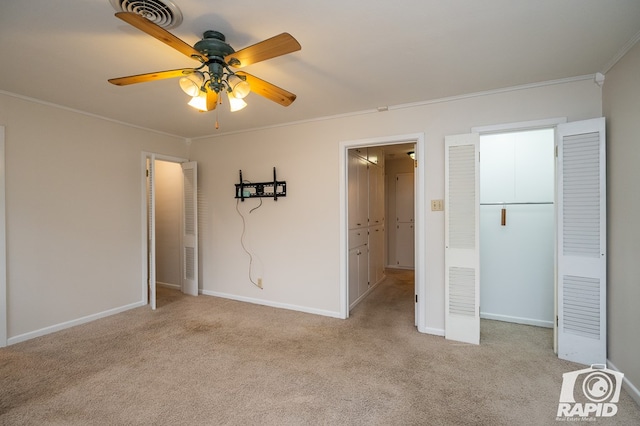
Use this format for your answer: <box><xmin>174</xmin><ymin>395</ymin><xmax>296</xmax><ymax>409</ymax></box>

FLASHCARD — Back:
<box><xmin>557</xmin><ymin>118</ymin><xmax>606</xmax><ymax>365</ymax></box>
<box><xmin>181</xmin><ymin>161</ymin><xmax>199</xmax><ymax>296</ymax></box>
<box><xmin>445</xmin><ymin>134</ymin><xmax>480</xmax><ymax>344</ymax></box>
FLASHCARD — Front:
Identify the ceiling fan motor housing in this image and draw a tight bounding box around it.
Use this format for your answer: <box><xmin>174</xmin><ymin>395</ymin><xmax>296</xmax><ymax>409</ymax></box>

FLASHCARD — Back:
<box><xmin>194</xmin><ymin>31</ymin><xmax>235</xmax><ymax>58</ymax></box>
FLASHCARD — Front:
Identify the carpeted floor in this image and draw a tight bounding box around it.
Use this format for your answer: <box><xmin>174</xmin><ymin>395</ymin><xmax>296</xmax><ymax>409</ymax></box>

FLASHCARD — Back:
<box><xmin>1</xmin><ymin>269</ymin><xmax>639</xmax><ymax>425</ymax></box>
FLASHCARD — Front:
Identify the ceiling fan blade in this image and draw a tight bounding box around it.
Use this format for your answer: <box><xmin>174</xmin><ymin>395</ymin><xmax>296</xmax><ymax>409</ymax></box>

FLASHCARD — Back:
<box><xmin>108</xmin><ymin>68</ymin><xmax>196</xmax><ymax>86</ymax></box>
<box><xmin>225</xmin><ymin>33</ymin><xmax>301</xmax><ymax>68</ymax></box>
<box><xmin>236</xmin><ymin>72</ymin><xmax>296</xmax><ymax>106</ymax></box>
<box><xmin>115</xmin><ymin>12</ymin><xmax>207</xmax><ymax>62</ymax></box>
<box><xmin>206</xmin><ymin>88</ymin><xmax>218</xmax><ymax>111</ymax></box>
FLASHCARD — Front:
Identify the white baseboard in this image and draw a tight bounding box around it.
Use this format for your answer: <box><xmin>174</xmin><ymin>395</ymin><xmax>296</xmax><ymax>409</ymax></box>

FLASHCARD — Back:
<box><xmin>480</xmin><ymin>312</ymin><xmax>554</xmax><ymax>329</ymax></box>
<box><xmin>385</xmin><ymin>264</ymin><xmax>415</xmax><ymax>270</ymax></box>
<box><xmin>201</xmin><ymin>290</ymin><xmax>342</xmax><ymax>319</ymax></box>
<box><xmin>420</xmin><ymin>326</ymin><xmax>445</xmax><ymax>336</ymax></box>
<box><xmin>157</xmin><ymin>281</ymin><xmax>180</xmax><ymax>290</ymax></box>
<box><xmin>608</xmin><ymin>360</ymin><xmax>640</xmax><ymax>407</ymax></box>
<box><xmin>7</xmin><ymin>300</ymin><xmax>146</xmax><ymax>345</ymax></box>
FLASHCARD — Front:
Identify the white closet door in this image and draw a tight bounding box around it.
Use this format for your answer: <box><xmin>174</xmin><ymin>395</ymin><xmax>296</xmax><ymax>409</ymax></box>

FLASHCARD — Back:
<box><xmin>181</xmin><ymin>161</ymin><xmax>199</xmax><ymax>296</ymax></box>
<box><xmin>557</xmin><ymin>118</ymin><xmax>606</xmax><ymax>365</ymax></box>
<box><xmin>445</xmin><ymin>134</ymin><xmax>480</xmax><ymax>344</ymax></box>
<box><xmin>148</xmin><ymin>157</ymin><xmax>157</xmax><ymax>310</ymax></box>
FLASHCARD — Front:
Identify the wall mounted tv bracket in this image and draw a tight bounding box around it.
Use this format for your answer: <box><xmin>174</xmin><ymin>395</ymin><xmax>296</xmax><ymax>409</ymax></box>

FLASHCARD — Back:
<box><xmin>235</xmin><ymin>167</ymin><xmax>287</xmax><ymax>201</ymax></box>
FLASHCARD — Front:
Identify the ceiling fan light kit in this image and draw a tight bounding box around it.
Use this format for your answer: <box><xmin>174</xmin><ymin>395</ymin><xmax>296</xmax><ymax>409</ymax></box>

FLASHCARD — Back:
<box><xmin>108</xmin><ymin>11</ymin><xmax>301</xmax><ymax>126</ymax></box>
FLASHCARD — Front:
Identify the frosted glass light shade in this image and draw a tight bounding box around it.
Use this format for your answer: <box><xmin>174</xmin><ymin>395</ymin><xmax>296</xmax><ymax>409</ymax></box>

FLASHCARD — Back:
<box><xmin>187</xmin><ymin>91</ymin><xmax>208</xmax><ymax>111</ymax></box>
<box><xmin>179</xmin><ymin>72</ymin><xmax>205</xmax><ymax>97</ymax></box>
<box><xmin>227</xmin><ymin>75</ymin><xmax>250</xmax><ymax>99</ymax></box>
<box><xmin>227</xmin><ymin>91</ymin><xmax>247</xmax><ymax>112</ymax></box>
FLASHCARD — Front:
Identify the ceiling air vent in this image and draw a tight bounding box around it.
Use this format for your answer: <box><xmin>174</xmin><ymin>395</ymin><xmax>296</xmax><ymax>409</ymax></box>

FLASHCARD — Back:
<box><xmin>110</xmin><ymin>0</ymin><xmax>183</xmax><ymax>29</ymax></box>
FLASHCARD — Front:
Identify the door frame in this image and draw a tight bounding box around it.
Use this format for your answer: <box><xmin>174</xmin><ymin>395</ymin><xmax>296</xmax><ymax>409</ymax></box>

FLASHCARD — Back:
<box><xmin>141</xmin><ymin>152</ymin><xmax>189</xmax><ymax>309</ymax></box>
<box><xmin>0</xmin><ymin>126</ymin><xmax>6</xmax><ymax>347</ymax></box>
<box><xmin>339</xmin><ymin>133</ymin><xmax>427</xmax><ymax>332</ymax></box>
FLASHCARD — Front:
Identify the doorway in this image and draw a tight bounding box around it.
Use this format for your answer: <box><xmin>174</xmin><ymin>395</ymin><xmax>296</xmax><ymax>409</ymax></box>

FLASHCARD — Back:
<box><xmin>444</xmin><ymin>117</ymin><xmax>607</xmax><ymax>365</ymax></box>
<box><xmin>154</xmin><ymin>160</ymin><xmax>183</xmax><ymax>292</ymax></box>
<box><xmin>479</xmin><ymin>128</ymin><xmax>555</xmax><ymax>329</ymax></box>
<box><xmin>340</xmin><ymin>133</ymin><xmax>426</xmax><ymax>332</ymax></box>
<box><xmin>142</xmin><ymin>153</ymin><xmax>198</xmax><ymax>310</ymax></box>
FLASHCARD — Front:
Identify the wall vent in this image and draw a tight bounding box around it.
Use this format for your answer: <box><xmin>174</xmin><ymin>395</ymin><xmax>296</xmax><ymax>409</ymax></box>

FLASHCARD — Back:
<box><xmin>110</xmin><ymin>0</ymin><xmax>183</xmax><ymax>29</ymax></box>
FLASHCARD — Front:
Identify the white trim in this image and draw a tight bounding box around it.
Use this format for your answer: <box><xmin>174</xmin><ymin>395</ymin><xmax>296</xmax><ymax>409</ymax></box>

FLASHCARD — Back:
<box><xmin>201</xmin><ymin>290</ymin><xmax>342</xmax><ymax>319</ymax></box>
<box><xmin>602</xmin><ymin>29</ymin><xmax>640</xmax><ymax>74</ymax></box>
<box><xmin>607</xmin><ymin>360</ymin><xmax>640</xmax><ymax>407</ymax></box>
<box><xmin>190</xmin><ymin>75</ymin><xmax>593</xmax><ymax>140</ymax></box>
<box><xmin>141</xmin><ymin>152</ymin><xmax>190</xmax><ymax>309</ymax></box>
<box><xmin>2</xmin><ymin>75</ymin><xmax>591</xmax><ymax>142</ymax></box>
<box><xmin>0</xmin><ymin>90</ymin><xmax>184</xmax><ymax>140</ymax></box>
<box><xmin>480</xmin><ymin>312</ymin><xmax>553</xmax><ymax>329</ymax></box>
<box><xmin>471</xmin><ymin>117</ymin><xmax>567</xmax><ymax>134</ymax></box>
<box><xmin>0</xmin><ymin>127</ymin><xmax>5</xmax><ymax>347</ymax></box>
<box><xmin>157</xmin><ymin>281</ymin><xmax>180</xmax><ymax>290</ymax></box>
<box><xmin>141</xmin><ymin>153</ymin><xmax>150</xmax><ymax>306</ymax></box>
<box><xmin>423</xmin><ymin>327</ymin><xmax>445</xmax><ymax>337</ymax></box>
<box><xmin>414</xmin><ymin>137</ymin><xmax>427</xmax><ymax>333</ymax></box>
<box><xmin>339</xmin><ymin>133</ymin><xmax>428</xmax><ymax>334</ymax></box>
<box><xmin>386</xmin><ymin>265</ymin><xmax>415</xmax><ymax>271</ymax></box>
<box><xmin>7</xmin><ymin>301</ymin><xmax>145</xmax><ymax>345</ymax></box>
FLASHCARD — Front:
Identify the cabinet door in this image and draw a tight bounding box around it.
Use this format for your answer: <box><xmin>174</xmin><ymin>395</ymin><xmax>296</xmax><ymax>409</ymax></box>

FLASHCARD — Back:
<box><xmin>348</xmin><ymin>247</ymin><xmax>359</xmax><ymax>305</ymax></box>
<box><xmin>358</xmin><ymin>245</ymin><xmax>369</xmax><ymax>297</ymax></box>
<box><xmin>369</xmin><ymin>225</ymin><xmax>385</xmax><ymax>284</ymax></box>
<box><xmin>369</xmin><ymin>165</ymin><xmax>384</xmax><ymax>225</ymax></box>
<box><xmin>367</xmin><ymin>146</ymin><xmax>382</xmax><ymax>165</ymax></box>
<box><xmin>396</xmin><ymin>222</ymin><xmax>414</xmax><ymax>268</ymax></box>
<box><xmin>356</xmin><ymin>157</ymin><xmax>369</xmax><ymax>228</ymax></box>
<box><xmin>348</xmin><ymin>153</ymin><xmax>359</xmax><ymax>229</ymax></box>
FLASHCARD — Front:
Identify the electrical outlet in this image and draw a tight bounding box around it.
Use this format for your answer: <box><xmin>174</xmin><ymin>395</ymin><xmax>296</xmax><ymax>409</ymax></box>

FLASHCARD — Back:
<box><xmin>257</xmin><ymin>278</ymin><xmax>263</xmax><ymax>288</ymax></box>
<box><xmin>431</xmin><ymin>199</ymin><xmax>444</xmax><ymax>211</ymax></box>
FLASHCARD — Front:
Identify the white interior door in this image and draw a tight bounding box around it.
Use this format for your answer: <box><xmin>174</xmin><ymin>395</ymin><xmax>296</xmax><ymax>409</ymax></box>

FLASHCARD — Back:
<box><xmin>181</xmin><ymin>161</ymin><xmax>198</xmax><ymax>296</ymax></box>
<box><xmin>148</xmin><ymin>157</ymin><xmax>157</xmax><ymax>310</ymax></box>
<box><xmin>445</xmin><ymin>133</ymin><xmax>480</xmax><ymax>345</ymax></box>
<box><xmin>556</xmin><ymin>118</ymin><xmax>606</xmax><ymax>365</ymax></box>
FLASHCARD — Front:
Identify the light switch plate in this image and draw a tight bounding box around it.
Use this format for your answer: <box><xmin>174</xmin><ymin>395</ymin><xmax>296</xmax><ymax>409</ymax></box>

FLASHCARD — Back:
<box><xmin>431</xmin><ymin>199</ymin><xmax>444</xmax><ymax>211</ymax></box>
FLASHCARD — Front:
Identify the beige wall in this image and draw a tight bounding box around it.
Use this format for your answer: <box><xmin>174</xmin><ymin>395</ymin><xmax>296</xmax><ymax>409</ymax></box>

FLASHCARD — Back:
<box><xmin>603</xmin><ymin>41</ymin><xmax>640</xmax><ymax>402</ymax></box>
<box><xmin>0</xmin><ymin>93</ymin><xmax>186</xmax><ymax>341</ymax></box>
<box><xmin>189</xmin><ymin>78</ymin><xmax>603</xmax><ymax>331</ymax></box>
<box><xmin>0</xmin><ymin>76</ymin><xmax>607</xmax><ymax>349</ymax></box>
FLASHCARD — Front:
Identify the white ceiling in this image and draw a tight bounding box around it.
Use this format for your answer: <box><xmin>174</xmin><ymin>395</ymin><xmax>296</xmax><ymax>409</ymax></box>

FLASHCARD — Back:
<box><xmin>1</xmin><ymin>1</ymin><xmax>639</xmax><ymax>139</ymax></box>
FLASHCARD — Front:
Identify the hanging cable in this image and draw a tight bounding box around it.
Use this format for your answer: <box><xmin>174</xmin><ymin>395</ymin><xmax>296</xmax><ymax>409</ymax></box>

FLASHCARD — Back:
<box><xmin>235</xmin><ymin>196</ymin><xmax>262</xmax><ymax>288</ymax></box>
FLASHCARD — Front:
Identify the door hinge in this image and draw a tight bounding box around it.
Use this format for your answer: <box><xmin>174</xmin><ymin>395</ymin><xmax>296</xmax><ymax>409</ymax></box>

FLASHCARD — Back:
<box><xmin>146</xmin><ymin>169</ymin><xmax>149</xmax><ymax>177</ymax></box>
<box><xmin>556</xmin><ymin>315</ymin><xmax>559</xmax><ymax>326</ymax></box>
<box><xmin>415</xmin><ymin>294</ymin><xmax>418</xmax><ymax>303</ymax></box>
<box><xmin>555</xmin><ymin>146</ymin><xmax>558</xmax><ymax>157</ymax></box>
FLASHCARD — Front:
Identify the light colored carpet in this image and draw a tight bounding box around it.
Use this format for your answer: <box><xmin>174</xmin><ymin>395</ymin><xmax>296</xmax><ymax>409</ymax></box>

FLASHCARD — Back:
<box><xmin>1</xmin><ymin>269</ymin><xmax>639</xmax><ymax>425</ymax></box>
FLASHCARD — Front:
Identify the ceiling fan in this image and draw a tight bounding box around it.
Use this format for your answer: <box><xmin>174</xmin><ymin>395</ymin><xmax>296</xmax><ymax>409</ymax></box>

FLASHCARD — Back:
<box><xmin>108</xmin><ymin>12</ymin><xmax>301</xmax><ymax>113</ymax></box>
